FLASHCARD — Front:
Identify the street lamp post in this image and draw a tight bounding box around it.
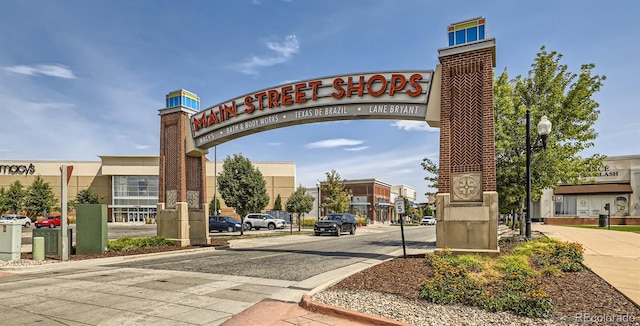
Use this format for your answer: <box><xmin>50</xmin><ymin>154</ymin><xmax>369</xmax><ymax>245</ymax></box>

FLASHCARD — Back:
<box><xmin>525</xmin><ymin>113</ymin><xmax>552</xmax><ymax>239</ymax></box>
<box><xmin>316</xmin><ymin>181</ymin><xmax>321</xmax><ymax>222</ymax></box>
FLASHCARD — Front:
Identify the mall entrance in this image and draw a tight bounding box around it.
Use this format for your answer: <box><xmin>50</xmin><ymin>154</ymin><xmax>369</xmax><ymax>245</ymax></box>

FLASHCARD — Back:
<box><xmin>112</xmin><ymin>207</ymin><xmax>156</xmax><ymax>223</ymax></box>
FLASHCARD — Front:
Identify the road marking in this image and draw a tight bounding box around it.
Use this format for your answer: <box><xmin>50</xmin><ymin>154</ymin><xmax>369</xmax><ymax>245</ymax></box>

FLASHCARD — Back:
<box><xmin>250</xmin><ymin>253</ymin><xmax>286</xmax><ymax>260</ymax></box>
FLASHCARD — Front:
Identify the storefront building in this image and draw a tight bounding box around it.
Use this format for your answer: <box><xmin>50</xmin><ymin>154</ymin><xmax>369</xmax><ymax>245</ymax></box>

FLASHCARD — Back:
<box><xmin>313</xmin><ymin>178</ymin><xmax>417</xmax><ymax>224</ymax></box>
<box><xmin>539</xmin><ymin>155</ymin><xmax>639</xmax><ymax>225</ymax></box>
<box><xmin>0</xmin><ymin>156</ymin><xmax>295</xmax><ymax>222</ymax></box>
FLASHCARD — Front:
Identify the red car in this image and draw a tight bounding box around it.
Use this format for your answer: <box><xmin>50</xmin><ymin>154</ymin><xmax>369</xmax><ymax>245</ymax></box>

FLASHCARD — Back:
<box><xmin>35</xmin><ymin>215</ymin><xmax>70</xmax><ymax>228</ymax></box>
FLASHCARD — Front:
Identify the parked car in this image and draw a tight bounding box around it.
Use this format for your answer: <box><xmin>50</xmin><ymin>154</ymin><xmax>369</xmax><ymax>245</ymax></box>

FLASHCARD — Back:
<box><xmin>209</xmin><ymin>215</ymin><xmax>249</xmax><ymax>232</ymax></box>
<box><xmin>420</xmin><ymin>216</ymin><xmax>436</xmax><ymax>225</ymax></box>
<box><xmin>34</xmin><ymin>215</ymin><xmax>70</xmax><ymax>228</ymax></box>
<box><xmin>314</xmin><ymin>213</ymin><xmax>357</xmax><ymax>236</ymax></box>
<box><xmin>244</xmin><ymin>213</ymin><xmax>286</xmax><ymax>230</ymax></box>
<box><xmin>1</xmin><ymin>214</ymin><xmax>31</xmax><ymax>228</ymax></box>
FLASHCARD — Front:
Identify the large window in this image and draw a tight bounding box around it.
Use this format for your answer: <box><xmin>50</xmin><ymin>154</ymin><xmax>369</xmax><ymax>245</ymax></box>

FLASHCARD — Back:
<box><xmin>112</xmin><ymin>176</ymin><xmax>159</xmax><ymax>222</ymax></box>
<box><xmin>555</xmin><ymin>195</ymin><xmax>577</xmax><ymax>216</ymax></box>
<box><xmin>113</xmin><ymin>176</ymin><xmax>158</xmax><ymax>199</ymax></box>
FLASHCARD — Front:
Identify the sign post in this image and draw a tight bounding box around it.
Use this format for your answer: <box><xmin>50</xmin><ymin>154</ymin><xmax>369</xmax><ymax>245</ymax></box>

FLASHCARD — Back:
<box><xmin>60</xmin><ymin>165</ymin><xmax>73</xmax><ymax>261</ymax></box>
<box><xmin>605</xmin><ymin>203</ymin><xmax>611</xmax><ymax>230</ymax></box>
<box><xmin>394</xmin><ymin>198</ymin><xmax>407</xmax><ymax>258</ymax></box>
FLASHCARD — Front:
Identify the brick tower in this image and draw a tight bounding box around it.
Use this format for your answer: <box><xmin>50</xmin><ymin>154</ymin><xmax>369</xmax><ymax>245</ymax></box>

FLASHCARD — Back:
<box><xmin>434</xmin><ymin>17</ymin><xmax>499</xmax><ymax>254</ymax></box>
<box><xmin>157</xmin><ymin>90</ymin><xmax>210</xmax><ymax>246</ymax></box>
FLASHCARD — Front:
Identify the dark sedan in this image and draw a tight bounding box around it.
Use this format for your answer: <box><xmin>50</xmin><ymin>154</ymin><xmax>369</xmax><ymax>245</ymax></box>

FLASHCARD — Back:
<box><xmin>314</xmin><ymin>213</ymin><xmax>357</xmax><ymax>236</ymax></box>
<box><xmin>209</xmin><ymin>215</ymin><xmax>249</xmax><ymax>232</ymax></box>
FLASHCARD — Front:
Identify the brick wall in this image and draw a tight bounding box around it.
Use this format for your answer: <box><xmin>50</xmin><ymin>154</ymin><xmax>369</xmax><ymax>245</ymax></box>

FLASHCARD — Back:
<box><xmin>438</xmin><ymin>47</ymin><xmax>496</xmax><ymax>194</ymax></box>
<box><xmin>159</xmin><ymin>111</ymin><xmax>189</xmax><ymax>203</ymax></box>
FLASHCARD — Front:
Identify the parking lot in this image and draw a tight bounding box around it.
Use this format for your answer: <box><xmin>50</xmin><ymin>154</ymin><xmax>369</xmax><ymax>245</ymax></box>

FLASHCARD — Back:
<box><xmin>19</xmin><ymin>222</ymin><xmax>300</xmax><ymax>250</ymax></box>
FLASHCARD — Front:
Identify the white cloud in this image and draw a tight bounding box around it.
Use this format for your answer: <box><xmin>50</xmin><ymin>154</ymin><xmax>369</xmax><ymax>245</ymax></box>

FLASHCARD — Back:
<box><xmin>235</xmin><ymin>35</ymin><xmax>300</xmax><ymax>76</ymax></box>
<box><xmin>305</xmin><ymin>138</ymin><xmax>363</xmax><ymax>149</ymax></box>
<box><xmin>391</xmin><ymin>121</ymin><xmax>438</xmax><ymax>132</ymax></box>
<box><xmin>3</xmin><ymin>64</ymin><xmax>77</xmax><ymax>79</ymax></box>
<box><xmin>344</xmin><ymin>146</ymin><xmax>369</xmax><ymax>151</ymax></box>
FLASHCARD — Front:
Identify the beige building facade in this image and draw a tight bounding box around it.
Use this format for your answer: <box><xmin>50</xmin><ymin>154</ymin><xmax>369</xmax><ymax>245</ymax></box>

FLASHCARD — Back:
<box><xmin>539</xmin><ymin>154</ymin><xmax>640</xmax><ymax>225</ymax></box>
<box><xmin>0</xmin><ymin>156</ymin><xmax>295</xmax><ymax>222</ymax></box>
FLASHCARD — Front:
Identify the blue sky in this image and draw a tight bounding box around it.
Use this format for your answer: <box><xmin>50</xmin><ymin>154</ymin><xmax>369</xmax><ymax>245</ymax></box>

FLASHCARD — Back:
<box><xmin>1</xmin><ymin>0</ymin><xmax>638</xmax><ymax>202</ymax></box>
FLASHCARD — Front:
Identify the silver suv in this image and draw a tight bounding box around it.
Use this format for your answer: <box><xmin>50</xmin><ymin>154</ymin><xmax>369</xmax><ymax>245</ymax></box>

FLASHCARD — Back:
<box><xmin>244</xmin><ymin>213</ymin><xmax>286</xmax><ymax>230</ymax></box>
<box><xmin>1</xmin><ymin>214</ymin><xmax>31</xmax><ymax>228</ymax></box>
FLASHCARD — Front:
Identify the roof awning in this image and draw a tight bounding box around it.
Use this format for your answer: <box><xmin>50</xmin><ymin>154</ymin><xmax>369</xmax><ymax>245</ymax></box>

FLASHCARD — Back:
<box><xmin>554</xmin><ymin>183</ymin><xmax>632</xmax><ymax>195</ymax></box>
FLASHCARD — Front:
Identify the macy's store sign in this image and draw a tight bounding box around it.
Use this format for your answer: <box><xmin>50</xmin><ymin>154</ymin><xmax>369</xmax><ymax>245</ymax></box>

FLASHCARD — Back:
<box><xmin>0</xmin><ymin>163</ymin><xmax>36</xmax><ymax>176</ymax></box>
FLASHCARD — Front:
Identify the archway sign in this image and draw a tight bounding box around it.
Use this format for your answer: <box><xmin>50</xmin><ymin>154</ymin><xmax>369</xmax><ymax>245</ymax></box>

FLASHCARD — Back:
<box><xmin>158</xmin><ymin>16</ymin><xmax>499</xmax><ymax>256</ymax></box>
<box><xmin>190</xmin><ymin>71</ymin><xmax>433</xmax><ymax>149</ymax></box>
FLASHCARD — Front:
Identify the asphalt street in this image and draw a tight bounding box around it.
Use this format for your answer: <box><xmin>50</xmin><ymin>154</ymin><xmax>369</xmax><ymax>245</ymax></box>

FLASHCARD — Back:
<box><xmin>3</xmin><ymin>224</ymin><xmax>436</xmax><ymax>325</ymax></box>
<box><xmin>107</xmin><ymin>226</ymin><xmax>436</xmax><ymax>281</ymax></box>
<box><xmin>21</xmin><ymin>223</ymin><xmax>304</xmax><ymax>245</ymax></box>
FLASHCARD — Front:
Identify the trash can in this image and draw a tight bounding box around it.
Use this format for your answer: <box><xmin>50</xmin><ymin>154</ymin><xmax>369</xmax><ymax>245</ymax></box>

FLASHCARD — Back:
<box><xmin>598</xmin><ymin>214</ymin><xmax>607</xmax><ymax>228</ymax></box>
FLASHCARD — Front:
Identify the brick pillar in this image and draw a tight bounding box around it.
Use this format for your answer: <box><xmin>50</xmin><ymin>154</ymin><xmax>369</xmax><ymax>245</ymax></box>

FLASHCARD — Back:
<box><xmin>158</xmin><ymin>90</ymin><xmax>209</xmax><ymax>246</ymax></box>
<box><xmin>435</xmin><ymin>31</ymin><xmax>499</xmax><ymax>255</ymax></box>
<box><xmin>438</xmin><ymin>43</ymin><xmax>496</xmax><ymax>197</ymax></box>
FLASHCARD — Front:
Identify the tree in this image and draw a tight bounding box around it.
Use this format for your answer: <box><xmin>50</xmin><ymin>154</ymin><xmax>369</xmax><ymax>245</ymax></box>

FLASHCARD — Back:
<box><xmin>321</xmin><ymin>170</ymin><xmax>351</xmax><ymax>213</ymax></box>
<box><xmin>77</xmin><ymin>188</ymin><xmax>101</xmax><ymax>204</ymax></box>
<box><xmin>217</xmin><ymin>154</ymin><xmax>269</xmax><ymax>235</ymax></box>
<box><xmin>273</xmin><ymin>194</ymin><xmax>283</xmax><ymax>211</ymax></box>
<box><xmin>68</xmin><ymin>188</ymin><xmax>101</xmax><ymax>213</ymax></box>
<box><xmin>494</xmin><ymin>46</ymin><xmax>606</xmax><ymax>233</ymax></box>
<box><xmin>209</xmin><ymin>195</ymin><xmax>221</xmax><ymax>215</ymax></box>
<box><xmin>24</xmin><ymin>176</ymin><xmax>57</xmax><ymax>218</ymax></box>
<box><xmin>5</xmin><ymin>180</ymin><xmax>26</xmax><ymax>213</ymax></box>
<box><xmin>0</xmin><ymin>188</ymin><xmax>8</xmax><ymax>213</ymax></box>
<box><xmin>285</xmin><ymin>185</ymin><xmax>314</xmax><ymax>231</ymax></box>
<box><xmin>421</xmin><ymin>157</ymin><xmax>439</xmax><ymax>200</ymax></box>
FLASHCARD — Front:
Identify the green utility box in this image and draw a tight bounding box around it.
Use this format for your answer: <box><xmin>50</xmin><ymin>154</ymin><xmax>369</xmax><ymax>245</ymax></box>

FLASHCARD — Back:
<box><xmin>32</xmin><ymin>228</ymin><xmax>72</xmax><ymax>256</ymax></box>
<box><xmin>76</xmin><ymin>204</ymin><xmax>108</xmax><ymax>254</ymax></box>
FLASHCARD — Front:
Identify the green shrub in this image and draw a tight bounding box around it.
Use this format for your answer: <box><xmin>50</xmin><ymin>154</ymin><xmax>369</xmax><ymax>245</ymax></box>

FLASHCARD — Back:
<box><xmin>420</xmin><ymin>241</ymin><xmax>557</xmax><ymax>318</ymax></box>
<box><xmin>355</xmin><ymin>216</ymin><xmax>367</xmax><ymax>226</ymax></box>
<box><xmin>421</xmin><ymin>253</ymin><xmax>483</xmax><ymax>305</ymax></box>
<box><xmin>108</xmin><ymin>236</ymin><xmax>175</xmax><ymax>253</ymax></box>
<box><xmin>509</xmin><ymin>278</ymin><xmax>554</xmax><ymax>318</ymax></box>
<box><xmin>496</xmin><ymin>254</ymin><xmax>536</xmax><ymax>278</ymax></box>
<box><xmin>540</xmin><ymin>266</ymin><xmax>561</xmax><ymax>277</ymax></box>
<box><xmin>532</xmin><ymin>240</ymin><xmax>584</xmax><ymax>272</ymax></box>
<box><xmin>300</xmin><ymin>218</ymin><xmax>316</xmax><ymax>227</ymax></box>
<box><xmin>511</xmin><ymin>237</ymin><xmax>555</xmax><ymax>257</ymax></box>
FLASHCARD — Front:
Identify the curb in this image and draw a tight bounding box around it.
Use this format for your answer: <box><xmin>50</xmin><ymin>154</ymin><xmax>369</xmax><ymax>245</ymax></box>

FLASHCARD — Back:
<box><xmin>0</xmin><ymin>246</ymin><xmax>220</xmax><ymax>274</ymax></box>
<box><xmin>299</xmin><ymin>295</ymin><xmax>413</xmax><ymax>326</ymax></box>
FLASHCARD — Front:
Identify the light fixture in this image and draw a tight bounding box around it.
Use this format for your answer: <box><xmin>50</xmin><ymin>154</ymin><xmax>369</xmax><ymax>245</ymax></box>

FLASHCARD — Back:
<box><xmin>526</xmin><ymin>112</ymin><xmax>552</xmax><ymax>239</ymax></box>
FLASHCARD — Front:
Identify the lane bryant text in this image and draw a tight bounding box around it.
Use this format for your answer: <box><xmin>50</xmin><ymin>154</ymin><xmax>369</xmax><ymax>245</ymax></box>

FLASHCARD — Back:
<box><xmin>192</xmin><ymin>73</ymin><xmax>424</xmax><ymax>132</ymax></box>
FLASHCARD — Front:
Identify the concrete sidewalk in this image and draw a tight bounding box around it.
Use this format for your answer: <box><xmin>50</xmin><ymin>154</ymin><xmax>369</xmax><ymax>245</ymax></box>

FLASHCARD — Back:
<box><xmin>226</xmin><ymin>224</ymin><xmax>640</xmax><ymax>325</ymax></box>
<box><xmin>1</xmin><ymin>223</ymin><xmax>410</xmax><ymax>326</ymax></box>
<box><xmin>533</xmin><ymin>224</ymin><xmax>640</xmax><ymax>306</ymax></box>
<box><xmin>3</xmin><ymin>223</ymin><xmax>636</xmax><ymax>325</ymax></box>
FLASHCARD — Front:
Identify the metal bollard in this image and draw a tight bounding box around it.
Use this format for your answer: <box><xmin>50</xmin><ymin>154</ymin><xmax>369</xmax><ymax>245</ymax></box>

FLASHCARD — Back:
<box><xmin>32</xmin><ymin>237</ymin><xmax>45</xmax><ymax>261</ymax></box>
